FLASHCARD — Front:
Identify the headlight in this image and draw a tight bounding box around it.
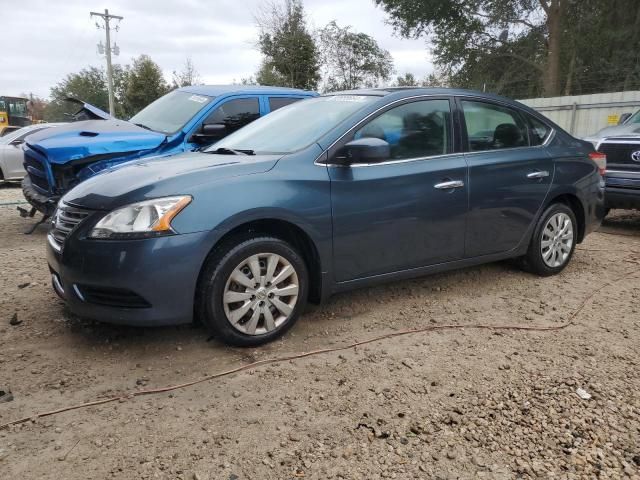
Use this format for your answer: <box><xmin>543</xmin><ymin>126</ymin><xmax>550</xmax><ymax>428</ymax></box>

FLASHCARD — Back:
<box><xmin>89</xmin><ymin>196</ymin><xmax>192</xmax><ymax>239</ymax></box>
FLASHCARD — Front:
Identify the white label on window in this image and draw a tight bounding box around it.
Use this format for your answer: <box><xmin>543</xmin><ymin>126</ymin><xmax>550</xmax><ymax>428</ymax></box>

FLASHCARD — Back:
<box><xmin>188</xmin><ymin>95</ymin><xmax>209</xmax><ymax>104</ymax></box>
<box><xmin>327</xmin><ymin>95</ymin><xmax>370</xmax><ymax>102</ymax></box>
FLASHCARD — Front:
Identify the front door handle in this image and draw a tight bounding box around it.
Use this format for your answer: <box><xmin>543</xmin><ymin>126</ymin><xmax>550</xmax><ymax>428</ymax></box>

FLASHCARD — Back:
<box><xmin>434</xmin><ymin>180</ymin><xmax>465</xmax><ymax>190</ymax></box>
<box><xmin>527</xmin><ymin>170</ymin><xmax>549</xmax><ymax>179</ymax></box>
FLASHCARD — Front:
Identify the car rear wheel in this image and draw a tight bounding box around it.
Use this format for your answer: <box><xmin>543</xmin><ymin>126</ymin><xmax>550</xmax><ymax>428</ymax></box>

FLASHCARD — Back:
<box><xmin>519</xmin><ymin>203</ymin><xmax>577</xmax><ymax>276</ymax></box>
<box><xmin>197</xmin><ymin>236</ymin><xmax>308</xmax><ymax>347</ymax></box>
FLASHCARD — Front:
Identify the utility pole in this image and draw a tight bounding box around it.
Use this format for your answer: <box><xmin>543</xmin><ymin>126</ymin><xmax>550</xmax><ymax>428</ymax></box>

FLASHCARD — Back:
<box><xmin>90</xmin><ymin>9</ymin><xmax>123</xmax><ymax>116</ymax></box>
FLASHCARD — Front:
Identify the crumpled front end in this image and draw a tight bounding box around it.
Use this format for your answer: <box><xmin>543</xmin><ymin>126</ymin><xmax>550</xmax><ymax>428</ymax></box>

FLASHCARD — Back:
<box><xmin>22</xmin><ymin>144</ymin><xmax>58</xmax><ymax>215</ymax></box>
<box><xmin>21</xmin><ymin>119</ymin><xmax>169</xmax><ymax>215</ymax></box>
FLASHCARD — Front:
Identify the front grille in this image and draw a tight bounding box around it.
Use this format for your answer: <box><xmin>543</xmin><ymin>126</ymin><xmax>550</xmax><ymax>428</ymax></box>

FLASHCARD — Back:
<box><xmin>598</xmin><ymin>141</ymin><xmax>640</xmax><ymax>169</ymax></box>
<box><xmin>49</xmin><ymin>203</ymin><xmax>90</xmax><ymax>249</ymax></box>
<box><xmin>24</xmin><ymin>145</ymin><xmax>52</xmax><ymax>194</ymax></box>
<box><xmin>76</xmin><ymin>285</ymin><xmax>151</xmax><ymax>308</ymax></box>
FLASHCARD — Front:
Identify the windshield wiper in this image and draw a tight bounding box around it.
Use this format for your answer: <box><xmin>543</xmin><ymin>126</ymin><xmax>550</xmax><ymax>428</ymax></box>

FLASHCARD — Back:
<box><xmin>209</xmin><ymin>147</ymin><xmax>255</xmax><ymax>156</ymax></box>
<box><xmin>133</xmin><ymin>122</ymin><xmax>153</xmax><ymax>131</ymax></box>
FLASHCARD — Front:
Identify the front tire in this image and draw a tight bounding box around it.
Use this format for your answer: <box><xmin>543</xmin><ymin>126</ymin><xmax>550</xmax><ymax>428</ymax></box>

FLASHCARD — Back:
<box><xmin>520</xmin><ymin>203</ymin><xmax>577</xmax><ymax>276</ymax></box>
<box><xmin>197</xmin><ymin>236</ymin><xmax>308</xmax><ymax>347</ymax></box>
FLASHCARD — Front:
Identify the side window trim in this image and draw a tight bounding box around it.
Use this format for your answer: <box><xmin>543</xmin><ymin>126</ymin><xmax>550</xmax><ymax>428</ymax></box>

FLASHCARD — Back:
<box><xmin>326</xmin><ymin>96</ymin><xmax>456</xmax><ymax>166</ymax></box>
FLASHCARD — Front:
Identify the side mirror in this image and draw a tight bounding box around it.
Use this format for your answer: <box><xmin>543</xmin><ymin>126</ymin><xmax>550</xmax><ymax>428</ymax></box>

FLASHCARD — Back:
<box><xmin>190</xmin><ymin>123</ymin><xmax>227</xmax><ymax>144</ymax></box>
<box><xmin>338</xmin><ymin>137</ymin><xmax>391</xmax><ymax>165</ymax></box>
<box><xmin>618</xmin><ymin>113</ymin><xmax>632</xmax><ymax>125</ymax></box>
<box><xmin>10</xmin><ymin>139</ymin><xmax>24</xmax><ymax>147</ymax></box>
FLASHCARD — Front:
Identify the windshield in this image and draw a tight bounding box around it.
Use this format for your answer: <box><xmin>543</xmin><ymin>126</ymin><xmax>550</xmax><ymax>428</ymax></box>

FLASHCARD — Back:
<box><xmin>129</xmin><ymin>90</ymin><xmax>213</xmax><ymax>135</ymax></box>
<box><xmin>209</xmin><ymin>95</ymin><xmax>377</xmax><ymax>154</ymax></box>
<box><xmin>626</xmin><ymin>110</ymin><xmax>640</xmax><ymax>124</ymax></box>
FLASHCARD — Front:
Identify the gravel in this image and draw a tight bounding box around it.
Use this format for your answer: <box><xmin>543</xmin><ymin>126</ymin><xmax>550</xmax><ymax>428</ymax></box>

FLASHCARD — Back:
<box><xmin>0</xmin><ymin>185</ymin><xmax>639</xmax><ymax>479</ymax></box>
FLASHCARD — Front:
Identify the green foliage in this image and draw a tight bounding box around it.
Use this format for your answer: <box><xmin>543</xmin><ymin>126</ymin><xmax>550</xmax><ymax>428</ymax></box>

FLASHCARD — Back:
<box><xmin>44</xmin><ymin>65</ymin><xmax>131</xmax><ymax>121</ymax></box>
<box><xmin>393</xmin><ymin>71</ymin><xmax>450</xmax><ymax>88</ymax></box>
<box><xmin>319</xmin><ymin>21</ymin><xmax>394</xmax><ymax>92</ymax></box>
<box><xmin>395</xmin><ymin>72</ymin><xmax>417</xmax><ymax>86</ymax></box>
<box><xmin>43</xmin><ymin>57</ymin><xmax>167</xmax><ymax>121</ymax></box>
<box><xmin>376</xmin><ymin>0</ymin><xmax>640</xmax><ymax>98</ymax></box>
<box><xmin>255</xmin><ymin>0</ymin><xmax>320</xmax><ymax>90</ymax></box>
<box><xmin>124</xmin><ymin>55</ymin><xmax>169</xmax><ymax>116</ymax></box>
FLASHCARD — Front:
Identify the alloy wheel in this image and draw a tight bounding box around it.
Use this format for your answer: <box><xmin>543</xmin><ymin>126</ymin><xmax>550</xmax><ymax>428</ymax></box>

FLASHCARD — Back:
<box><xmin>540</xmin><ymin>212</ymin><xmax>574</xmax><ymax>268</ymax></box>
<box><xmin>222</xmin><ymin>253</ymin><xmax>300</xmax><ymax>335</ymax></box>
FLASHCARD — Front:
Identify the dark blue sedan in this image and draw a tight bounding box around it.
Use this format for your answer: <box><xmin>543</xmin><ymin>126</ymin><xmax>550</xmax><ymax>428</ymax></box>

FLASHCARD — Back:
<box><xmin>46</xmin><ymin>88</ymin><xmax>606</xmax><ymax>346</ymax></box>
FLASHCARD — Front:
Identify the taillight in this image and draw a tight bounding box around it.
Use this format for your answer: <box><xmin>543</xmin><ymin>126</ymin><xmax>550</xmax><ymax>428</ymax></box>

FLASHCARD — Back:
<box><xmin>589</xmin><ymin>152</ymin><xmax>607</xmax><ymax>176</ymax></box>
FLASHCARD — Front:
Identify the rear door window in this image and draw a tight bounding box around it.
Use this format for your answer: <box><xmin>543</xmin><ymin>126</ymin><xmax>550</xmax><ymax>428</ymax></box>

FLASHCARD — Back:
<box><xmin>268</xmin><ymin>97</ymin><xmax>302</xmax><ymax>112</ymax></box>
<box><xmin>204</xmin><ymin>97</ymin><xmax>261</xmax><ymax>134</ymax></box>
<box><xmin>461</xmin><ymin>100</ymin><xmax>529</xmax><ymax>151</ymax></box>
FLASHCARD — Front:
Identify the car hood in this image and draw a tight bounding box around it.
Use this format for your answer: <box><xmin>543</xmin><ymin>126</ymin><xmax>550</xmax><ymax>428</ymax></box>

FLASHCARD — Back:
<box><xmin>62</xmin><ymin>151</ymin><xmax>281</xmax><ymax>211</ymax></box>
<box><xmin>590</xmin><ymin>123</ymin><xmax>640</xmax><ymax>141</ymax></box>
<box><xmin>65</xmin><ymin>97</ymin><xmax>112</xmax><ymax>120</ymax></box>
<box><xmin>25</xmin><ymin>119</ymin><xmax>167</xmax><ymax>165</ymax></box>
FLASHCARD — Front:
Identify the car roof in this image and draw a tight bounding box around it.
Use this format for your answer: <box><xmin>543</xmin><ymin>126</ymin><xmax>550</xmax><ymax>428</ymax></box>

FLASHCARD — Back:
<box><xmin>326</xmin><ymin>87</ymin><xmax>547</xmax><ymax>119</ymax></box>
<box><xmin>178</xmin><ymin>85</ymin><xmax>316</xmax><ymax>97</ymax></box>
<box><xmin>329</xmin><ymin>87</ymin><xmax>519</xmax><ymax>102</ymax></box>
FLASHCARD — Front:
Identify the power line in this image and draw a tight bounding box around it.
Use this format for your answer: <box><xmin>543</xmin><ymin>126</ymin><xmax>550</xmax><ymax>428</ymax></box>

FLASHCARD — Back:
<box><xmin>90</xmin><ymin>9</ymin><xmax>123</xmax><ymax>116</ymax></box>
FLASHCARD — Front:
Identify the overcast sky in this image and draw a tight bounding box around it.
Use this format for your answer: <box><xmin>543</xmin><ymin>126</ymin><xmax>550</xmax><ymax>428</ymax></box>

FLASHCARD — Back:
<box><xmin>2</xmin><ymin>0</ymin><xmax>434</xmax><ymax>98</ymax></box>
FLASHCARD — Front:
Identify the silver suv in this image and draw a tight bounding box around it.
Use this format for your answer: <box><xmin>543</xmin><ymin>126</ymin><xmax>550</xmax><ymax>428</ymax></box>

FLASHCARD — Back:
<box><xmin>584</xmin><ymin>110</ymin><xmax>640</xmax><ymax>147</ymax></box>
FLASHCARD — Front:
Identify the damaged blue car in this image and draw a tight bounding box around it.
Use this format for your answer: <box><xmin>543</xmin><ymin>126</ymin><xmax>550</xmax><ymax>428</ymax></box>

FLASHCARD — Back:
<box><xmin>22</xmin><ymin>86</ymin><xmax>316</xmax><ymax>216</ymax></box>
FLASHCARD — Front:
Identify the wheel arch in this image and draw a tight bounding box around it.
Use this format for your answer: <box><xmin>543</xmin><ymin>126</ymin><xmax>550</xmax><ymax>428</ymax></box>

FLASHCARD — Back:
<box><xmin>197</xmin><ymin>217</ymin><xmax>324</xmax><ymax>306</ymax></box>
<box><xmin>543</xmin><ymin>192</ymin><xmax>586</xmax><ymax>243</ymax></box>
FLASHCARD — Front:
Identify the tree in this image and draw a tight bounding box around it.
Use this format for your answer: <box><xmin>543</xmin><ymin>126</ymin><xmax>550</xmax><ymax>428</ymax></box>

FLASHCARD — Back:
<box><xmin>374</xmin><ymin>0</ymin><xmax>566</xmax><ymax>96</ymax></box>
<box><xmin>22</xmin><ymin>94</ymin><xmax>48</xmax><ymax>122</ymax></box>
<box><xmin>393</xmin><ymin>71</ymin><xmax>450</xmax><ymax>88</ymax></box>
<box><xmin>255</xmin><ymin>0</ymin><xmax>320</xmax><ymax>90</ymax></box>
<box><xmin>318</xmin><ymin>21</ymin><xmax>394</xmax><ymax>91</ymax></box>
<box><xmin>375</xmin><ymin>0</ymin><xmax>640</xmax><ymax>98</ymax></box>
<box><xmin>124</xmin><ymin>55</ymin><xmax>169</xmax><ymax>115</ymax></box>
<box><xmin>394</xmin><ymin>72</ymin><xmax>417</xmax><ymax>86</ymax></box>
<box><xmin>172</xmin><ymin>57</ymin><xmax>200</xmax><ymax>88</ymax></box>
<box><xmin>44</xmin><ymin>66</ymin><xmax>129</xmax><ymax>121</ymax></box>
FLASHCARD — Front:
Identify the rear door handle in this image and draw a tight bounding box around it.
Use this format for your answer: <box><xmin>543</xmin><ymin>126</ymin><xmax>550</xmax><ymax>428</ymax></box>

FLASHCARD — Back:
<box><xmin>434</xmin><ymin>180</ymin><xmax>465</xmax><ymax>189</ymax></box>
<box><xmin>527</xmin><ymin>170</ymin><xmax>549</xmax><ymax>179</ymax></box>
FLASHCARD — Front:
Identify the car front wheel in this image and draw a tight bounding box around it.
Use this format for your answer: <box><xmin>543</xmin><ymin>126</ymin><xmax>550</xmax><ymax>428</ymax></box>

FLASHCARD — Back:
<box><xmin>520</xmin><ymin>203</ymin><xmax>577</xmax><ymax>276</ymax></box>
<box><xmin>197</xmin><ymin>236</ymin><xmax>308</xmax><ymax>347</ymax></box>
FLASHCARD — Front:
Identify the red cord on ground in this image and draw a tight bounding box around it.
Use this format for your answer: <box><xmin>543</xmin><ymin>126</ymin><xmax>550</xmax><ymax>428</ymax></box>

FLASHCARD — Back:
<box><xmin>1</xmin><ymin>268</ymin><xmax>637</xmax><ymax>431</ymax></box>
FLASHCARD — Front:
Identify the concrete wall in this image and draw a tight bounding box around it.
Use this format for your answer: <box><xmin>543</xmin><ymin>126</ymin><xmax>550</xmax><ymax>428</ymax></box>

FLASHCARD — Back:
<box><xmin>517</xmin><ymin>91</ymin><xmax>640</xmax><ymax>138</ymax></box>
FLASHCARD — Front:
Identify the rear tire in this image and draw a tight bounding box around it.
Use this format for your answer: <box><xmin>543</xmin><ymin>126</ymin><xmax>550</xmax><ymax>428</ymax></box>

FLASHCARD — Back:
<box><xmin>196</xmin><ymin>236</ymin><xmax>308</xmax><ymax>347</ymax></box>
<box><xmin>519</xmin><ymin>203</ymin><xmax>577</xmax><ymax>277</ymax></box>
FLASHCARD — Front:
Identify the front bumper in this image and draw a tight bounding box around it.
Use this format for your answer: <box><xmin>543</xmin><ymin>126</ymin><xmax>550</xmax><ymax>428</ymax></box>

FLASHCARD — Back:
<box><xmin>47</xmin><ymin>229</ymin><xmax>214</xmax><ymax>326</ymax></box>
<box><xmin>22</xmin><ymin>176</ymin><xmax>58</xmax><ymax>216</ymax></box>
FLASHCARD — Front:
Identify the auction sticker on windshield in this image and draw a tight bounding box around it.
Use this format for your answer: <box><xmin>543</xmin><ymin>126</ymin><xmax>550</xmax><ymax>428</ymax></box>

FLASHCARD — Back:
<box><xmin>327</xmin><ymin>95</ymin><xmax>371</xmax><ymax>102</ymax></box>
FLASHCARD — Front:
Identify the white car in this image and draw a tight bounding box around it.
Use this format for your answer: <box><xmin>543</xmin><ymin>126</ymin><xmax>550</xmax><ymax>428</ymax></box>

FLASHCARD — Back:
<box><xmin>0</xmin><ymin>124</ymin><xmax>64</xmax><ymax>181</ymax></box>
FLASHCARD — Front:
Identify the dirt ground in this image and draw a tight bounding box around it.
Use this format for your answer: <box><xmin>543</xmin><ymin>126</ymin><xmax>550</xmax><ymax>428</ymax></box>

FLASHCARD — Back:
<box><xmin>0</xmin><ymin>183</ymin><xmax>639</xmax><ymax>480</ymax></box>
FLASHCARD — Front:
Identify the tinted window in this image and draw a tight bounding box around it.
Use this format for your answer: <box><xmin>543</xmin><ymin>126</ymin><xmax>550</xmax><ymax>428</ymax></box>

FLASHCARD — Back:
<box><xmin>353</xmin><ymin>99</ymin><xmax>451</xmax><ymax>160</ymax></box>
<box><xmin>527</xmin><ymin>114</ymin><xmax>552</xmax><ymax>146</ymax></box>
<box><xmin>204</xmin><ymin>98</ymin><xmax>260</xmax><ymax>133</ymax></box>
<box><xmin>211</xmin><ymin>95</ymin><xmax>377</xmax><ymax>155</ymax></box>
<box><xmin>129</xmin><ymin>90</ymin><xmax>214</xmax><ymax>134</ymax></box>
<box><xmin>462</xmin><ymin>100</ymin><xmax>528</xmax><ymax>151</ymax></box>
<box><xmin>269</xmin><ymin>97</ymin><xmax>301</xmax><ymax>111</ymax></box>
